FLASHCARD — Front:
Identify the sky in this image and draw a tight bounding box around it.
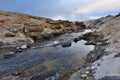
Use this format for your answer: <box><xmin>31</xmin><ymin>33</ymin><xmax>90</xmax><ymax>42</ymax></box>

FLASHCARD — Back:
<box><xmin>0</xmin><ymin>0</ymin><xmax>120</xmax><ymax>21</ymax></box>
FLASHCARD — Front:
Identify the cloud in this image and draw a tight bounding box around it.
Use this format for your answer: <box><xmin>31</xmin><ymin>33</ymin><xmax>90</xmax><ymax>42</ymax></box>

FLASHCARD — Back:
<box><xmin>0</xmin><ymin>0</ymin><xmax>119</xmax><ymax>21</ymax></box>
<box><xmin>76</xmin><ymin>0</ymin><xmax>120</xmax><ymax>14</ymax></box>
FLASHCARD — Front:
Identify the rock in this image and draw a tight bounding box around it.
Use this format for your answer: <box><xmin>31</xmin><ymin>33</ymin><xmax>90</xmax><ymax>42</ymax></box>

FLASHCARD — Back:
<box><xmin>99</xmin><ymin>76</ymin><xmax>120</xmax><ymax>80</ymax></box>
<box><xmin>30</xmin><ymin>75</ymin><xmax>45</xmax><ymax>80</ymax></box>
<box><xmin>3</xmin><ymin>52</ymin><xmax>15</xmax><ymax>58</ymax></box>
<box><xmin>0</xmin><ymin>41</ymin><xmax>3</xmax><ymax>46</ymax></box>
<box><xmin>12</xmin><ymin>71</ymin><xmax>23</xmax><ymax>76</ymax></box>
<box><xmin>26</xmin><ymin>38</ymin><xmax>34</xmax><ymax>44</ymax></box>
<box><xmin>82</xmin><ymin>32</ymin><xmax>102</xmax><ymax>41</ymax></box>
<box><xmin>74</xmin><ymin>21</ymin><xmax>86</xmax><ymax>29</ymax></box>
<box><xmin>85</xmin><ymin>71</ymin><xmax>89</xmax><ymax>74</ymax></box>
<box><xmin>42</xmin><ymin>33</ymin><xmax>53</xmax><ymax>39</ymax></box>
<box><xmin>5</xmin><ymin>32</ymin><xmax>16</xmax><ymax>37</ymax></box>
<box><xmin>16</xmin><ymin>32</ymin><xmax>25</xmax><ymax>38</ymax></box>
<box><xmin>81</xmin><ymin>74</ymin><xmax>87</xmax><ymax>78</ymax></box>
<box><xmin>86</xmin><ymin>77</ymin><xmax>95</xmax><ymax>80</ymax></box>
<box><xmin>115</xmin><ymin>13</ymin><xmax>120</xmax><ymax>17</ymax></box>
<box><xmin>26</xmin><ymin>32</ymin><xmax>42</xmax><ymax>38</ymax></box>
<box><xmin>114</xmin><ymin>53</ymin><xmax>120</xmax><ymax>57</ymax></box>
<box><xmin>15</xmin><ymin>49</ymin><xmax>22</xmax><ymax>53</ymax></box>
<box><xmin>15</xmin><ymin>47</ymin><xmax>22</xmax><ymax>53</ymax></box>
<box><xmin>20</xmin><ymin>44</ymin><xmax>27</xmax><ymax>49</ymax></box>
<box><xmin>25</xmin><ymin>26</ymin><xmax>44</xmax><ymax>32</ymax></box>
<box><xmin>87</xmin><ymin>45</ymin><xmax>108</xmax><ymax>62</ymax></box>
<box><xmin>85</xmin><ymin>41</ymin><xmax>96</xmax><ymax>45</ymax></box>
<box><xmin>73</xmin><ymin>38</ymin><xmax>79</xmax><ymax>43</ymax></box>
<box><xmin>61</xmin><ymin>41</ymin><xmax>72</xmax><ymax>47</ymax></box>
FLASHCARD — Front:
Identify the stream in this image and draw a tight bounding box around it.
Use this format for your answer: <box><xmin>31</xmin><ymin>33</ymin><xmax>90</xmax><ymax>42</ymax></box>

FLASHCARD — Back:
<box><xmin>0</xmin><ymin>30</ymin><xmax>94</xmax><ymax>80</ymax></box>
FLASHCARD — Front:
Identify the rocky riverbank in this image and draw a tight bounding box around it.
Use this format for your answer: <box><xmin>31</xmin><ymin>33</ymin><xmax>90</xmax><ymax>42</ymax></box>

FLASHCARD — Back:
<box><xmin>0</xmin><ymin>10</ymin><xmax>86</xmax><ymax>49</ymax></box>
<box><xmin>0</xmin><ymin>10</ymin><xmax>87</xmax><ymax>60</ymax></box>
<box><xmin>0</xmin><ymin>29</ymin><xmax>95</xmax><ymax>80</ymax></box>
<box><xmin>0</xmin><ymin>10</ymin><xmax>120</xmax><ymax>80</ymax></box>
<box><xmin>69</xmin><ymin>13</ymin><xmax>120</xmax><ymax>80</ymax></box>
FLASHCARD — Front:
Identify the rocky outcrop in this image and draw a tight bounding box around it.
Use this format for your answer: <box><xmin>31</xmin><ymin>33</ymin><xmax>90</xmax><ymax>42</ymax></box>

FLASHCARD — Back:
<box><xmin>0</xmin><ymin>10</ymin><xmax>86</xmax><ymax>48</ymax></box>
<box><xmin>69</xmin><ymin>13</ymin><xmax>120</xmax><ymax>80</ymax></box>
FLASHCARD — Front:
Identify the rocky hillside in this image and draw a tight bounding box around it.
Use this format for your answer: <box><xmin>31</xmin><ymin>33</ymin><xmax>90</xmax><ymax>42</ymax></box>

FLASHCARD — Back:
<box><xmin>0</xmin><ymin>10</ymin><xmax>86</xmax><ymax>48</ymax></box>
<box><xmin>84</xmin><ymin>13</ymin><xmax>120</xmax><ymax>44</ymax></box>
<box><xmin>68</xmin><ymin>13</ymin><xmax>120</xmax><ymax>80</ymax></box>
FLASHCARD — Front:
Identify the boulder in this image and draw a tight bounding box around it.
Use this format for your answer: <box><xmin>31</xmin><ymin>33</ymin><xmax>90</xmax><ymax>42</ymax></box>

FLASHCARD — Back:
<box><xmin>85</xmin><ymin>41</ymin><xmax>96</xmax><ymax>45</ymax></box>
<box><xmin>61</xmin><ymin>41</ymin><xmax>72</xmax><ymax>47</ymax></box>
<box><xmin>73</xmin><ymin>38</ymin><xmax>79</xmax><ymax>43</ymax></box>
<box><xmin>20</xmin><ymin>44</ymin><xmax>27</xmax><ymax>49</ymax></box>
<box><xmin>74</xmin><ymin>21</ymin><xmax>86</xmax><ymax>29</ymax></box>
<box><xmin>30</xmin><ymin>75</ymin><xmax>45</xmax><ymax>80</ymax></box>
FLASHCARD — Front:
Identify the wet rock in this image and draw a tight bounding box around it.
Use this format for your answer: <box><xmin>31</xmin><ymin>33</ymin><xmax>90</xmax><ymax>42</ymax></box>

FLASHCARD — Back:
<box><xmin>0</xmin><ymin>41</ymin><xmax>3</xmax><ymax>46</ymax></box>
<box><xmin>86</xmin><ymin>77</ymin><xmax>95</xmax><ymax>80</ymax></box>
<box><xmin>81</xmin><ymin>74</ymin><xmax>87</xmax><ymax>78</ymax></box>
<box><xmin>42</xmin><ymin>33</ymin><xmax>53</xmax><ymax>39</ymax></box>
<box><xmin>114</xmin><ymin>53</ymin><xmax>120</xmax><ymax>57</ymax></box>
<box><xmin>5</xmin><ymin>32</ymin><xmax>16</xmax><ymax>37</ymax></box>
<box><xmin>3</xmin><ymin>52</ymin><xmax>15</xmax><ymax>58</ymax></box>
<box><xmin>26</xmin><ymin>38</ymin><xmax>34</xmax><ymax>44</ymax></box>
<box><xmin>12</xmin><ymin>71</ymin><xmax>23</xmax><ymax>76</ymax></box>
<box><xmin>79</xmin><ymin>36</ymin><xmax>84</xmax><ymax>40</ymax></box>
<box><xmin>99</xmin><ymin>76</ymin><xmax>120</xmax><ymax>80</ymax></box>
<box><xmin>86</xmin><ymin>45</ymin><xmax>108</xmax><ymax>62</ymax></box>
<box><xmin>73</xmin><ymin>38</ymin><xmax>79</xmax><ymax>43</ymax></box>
<box><xmin>15</xmin><ymin>48</ymin><xmax>22</xmax><ymax>53</ymax></box>
<box><xmin>85</xmin><ymin>41</ymin><xmax>96</xmax><ymax>45</ymax></box>
<box><xmin>61</xmin><ymin>41</ymin><xmax>72</xmax><ymax>47</ymax></box>
<box><xmin>30</xmin><ymin>75</ymin><xmax>45</xmax><ymax>80</ymax></box>
<box><xmin>20</xmin><ymin>44</ymin><xmax>27</xmax><ymax>49</ymax></box>
<box><xmin>82</xmin><ymin>32</ymin><xmax>103</xmax><ymax>41</ymax></box>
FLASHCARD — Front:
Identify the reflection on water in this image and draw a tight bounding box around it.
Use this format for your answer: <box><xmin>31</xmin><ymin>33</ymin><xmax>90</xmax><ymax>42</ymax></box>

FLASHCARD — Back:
<box><xmin>0</xmin><ymin>30</ymin><xmax>94</xmax><ymax>79</ymax></box>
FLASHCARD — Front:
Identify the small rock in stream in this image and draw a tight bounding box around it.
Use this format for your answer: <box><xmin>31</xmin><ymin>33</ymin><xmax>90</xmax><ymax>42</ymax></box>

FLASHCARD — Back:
<box><xmin>20</xmin><ymin>44</ymin><xmax>28</xmax><ymax>49</ymax></box>
<box><xmin>73</xmin><ymin>38</ymin><xmax>79</xmax><ymax>43</ymax></box>
<box><xmin>3</xmin><ymin>52</ymin><xmax>15</xmax><ymax>58</ymax></box>
<box><xmin>61</xmin><ymin>41</ymin><xmax>72</xmax><ymax>47</ymax></box>
<box><xmin>30</xmin><ymin>75</ymin><xmax>45</xmax><ymax>80</ymax></box>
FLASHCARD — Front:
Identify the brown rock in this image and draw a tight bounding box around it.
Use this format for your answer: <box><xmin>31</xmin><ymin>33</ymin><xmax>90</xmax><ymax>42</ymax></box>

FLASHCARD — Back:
<box><xmin>25</xmin><ymin>26</ymin><xmax>44</xmax><ymax>32</ymax></box>
<box><xmin>5</xmin><ymin>32</ymin><xmax>16</xmax><ymax>37</ymax></box>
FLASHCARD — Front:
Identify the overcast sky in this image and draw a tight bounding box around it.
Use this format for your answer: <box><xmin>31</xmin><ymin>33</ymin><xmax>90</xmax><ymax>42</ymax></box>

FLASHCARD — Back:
<box><xmin>0</xmin><ymin>0</ymin><xmax>120</xmax><ymax>21</ymax></box>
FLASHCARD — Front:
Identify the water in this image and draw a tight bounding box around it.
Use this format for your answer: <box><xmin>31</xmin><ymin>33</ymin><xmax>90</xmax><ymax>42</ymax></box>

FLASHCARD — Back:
<box><xmin>0</xmin><ymin>29</ymin><xmax>94</xmax><ymax>79</ymax></box>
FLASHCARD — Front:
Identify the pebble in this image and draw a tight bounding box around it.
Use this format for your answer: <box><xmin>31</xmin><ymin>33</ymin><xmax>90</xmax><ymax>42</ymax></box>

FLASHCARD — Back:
<box><xmin>81</xmin><ymin>74</ymin><xmax>87</xmax><ymax>78</ymax></box>
<box><xmin>86</xmin><ymin>71</ymin><xmax>89</xmax><ymax>74</ymax></box>
<box><xmin>20</xmin><ymin>44</ymin><xmax>27</xmax><ymax>49</ymax></box>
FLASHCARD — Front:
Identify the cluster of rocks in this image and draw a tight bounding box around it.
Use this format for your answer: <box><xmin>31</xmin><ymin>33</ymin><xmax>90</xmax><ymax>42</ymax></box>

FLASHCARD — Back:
<box><xmin>0</xmin><ymin>10</ymin><xmax>86</xmax><ymax>50</ymax></box>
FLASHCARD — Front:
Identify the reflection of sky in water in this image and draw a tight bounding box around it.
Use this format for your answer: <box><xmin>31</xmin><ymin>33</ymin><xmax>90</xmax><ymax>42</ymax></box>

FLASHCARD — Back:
<box><xmin>0</xmin><ymin>30</ymin><xmax>94</xmax><ymax>78</ymax></box>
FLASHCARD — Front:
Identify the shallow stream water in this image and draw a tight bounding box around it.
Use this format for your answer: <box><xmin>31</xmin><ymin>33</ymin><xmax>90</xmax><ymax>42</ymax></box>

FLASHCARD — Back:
<box><xmin>0</xmin><ymin>30</ymin><xmax>94</xmax><ymax>80</ymax></box>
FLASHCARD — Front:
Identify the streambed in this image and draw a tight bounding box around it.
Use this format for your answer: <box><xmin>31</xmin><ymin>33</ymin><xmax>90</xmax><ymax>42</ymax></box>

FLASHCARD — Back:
<box><xmin>0</xmin><ymin>30</ymin><xmax>94</xmax><ymax>80</ymax></box>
